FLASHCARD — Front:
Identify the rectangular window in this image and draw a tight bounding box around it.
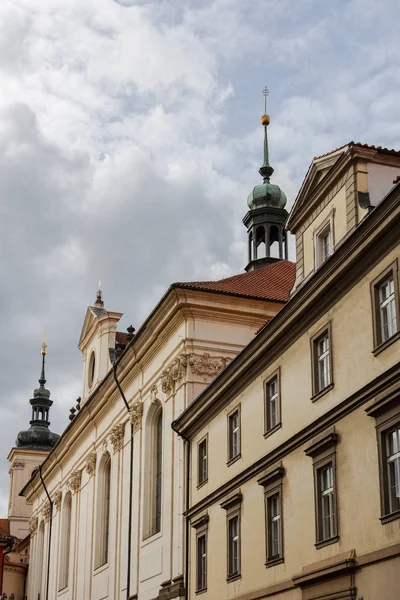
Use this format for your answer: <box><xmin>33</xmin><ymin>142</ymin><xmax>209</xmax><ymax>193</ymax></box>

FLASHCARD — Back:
<box><xmin>198</xmin><ymin>437</ymin><xmax>208</xmax><ymax>486</ymax></box>
<box><xmin>311</xmin><ymin>324</ymin><xmax>333</xmax><ymax>399</ymax></box>
<box><xmin>305</xmin><ymin>428</ymin><xmax>339</xmax><ymax>548</ymax></box>
<box><xmin>379</xmin><ymin>277</ymin><xmax>397</xmax><ymax>343</ymax></box>
<box><xmin>267</xmin><ymin>493</ymin><xmax>281</xmax><ymax>560</ymax></box>
<box><xmin>386</xmin><ymin>426</ymin><xmax>400</xmax><ymax>514</ymax></box>
<box><xmin>314</xmin><ymin>215</ymin><xmax>334</xmax><ymax>269</ymax></box>
<box><xmin>264</xmin><ymin>369</ymin><xmax>281</xmax><ymax>435</ymax></box>
<box><xmin>319</xmin><ymin>464</ymin><xmax>335</xmax><ymax>541</ymax></box>
<box><xmin>228</xmin><ymin>515</ymin><xmax>239</xmax><ymax>577</ymax></box>
<box><xmin>371</xmin><ymin>261</ymin><xmax>400</xmax><ymax>353</ymax></box>
<box><xmin>228</xmin><ymin>408</ymin><xmax>241</xmax><ymax>463</ymax></box>
<box><xmin>196</xmin><ymin>534</ymin><xmax>207</xmax><ymax>592</ymax></box>
<box><xmin>220</xmin><ymin>493</ymin><xmax>242</xmax><ymax>581</ymax></box>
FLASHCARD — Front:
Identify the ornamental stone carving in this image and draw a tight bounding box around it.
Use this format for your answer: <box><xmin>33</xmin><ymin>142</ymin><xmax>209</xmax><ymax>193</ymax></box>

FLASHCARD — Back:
<box><xmin>53</xmin><ymin>490</ymin><xmax>62</xmax><ymax>512</ymax></box>
<box><xmin>29</xmin><ymin>515</ymin><xmax>38</xmax><ymax>534</ymax></box>
<box><xmin>130</xmin><ymin>401</ymin><xmax>144</xmax><ymax>433</ymax></box>
<box><xmin>11</xmin><ymin>461</ymin><xmax>25</xmax><ymax>470</ymax></box>
<box><xmin>102</xmin><ymin>439</ymin><xmax>109</xmax><ymax>455</ymax></box>
<box><xmin>41</xmin><ymin>502</ymin><xmax>51</xmax><ymax>522</ymax></box>
<box><xmin>85</xmin><ymin>452</ymin><xmax>97</xmax><ymax>477</ymax></box>
<box><xmin>110</xmin><ymin>423</ymin><xmax>125</xmax><ymax>453</ymax></box>
<box><xmin>150</xmin><ymin>383</ymin><xmax>161</xmax><ymax>406</ymax></box>
<box><xmin>161</xmin><ymin>354</ymin><xmax>187</xmax><ymax>395</ymax></box>
<box><xmin>189</xmin><ymin>353</ymin><xmax>230</xmax><ymax>383</ymax></box>
<box><xmin>67</xmin><ymin>470</ymin><xmax>82</xmax><ymax>494</ymax></box>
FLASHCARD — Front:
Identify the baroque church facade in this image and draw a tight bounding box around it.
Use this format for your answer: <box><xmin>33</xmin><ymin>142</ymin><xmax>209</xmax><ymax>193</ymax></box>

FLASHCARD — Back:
<box><xmin>3</xmin><ymin>108</ymin><xmax>400</xmax><ymax>600</ymax></box>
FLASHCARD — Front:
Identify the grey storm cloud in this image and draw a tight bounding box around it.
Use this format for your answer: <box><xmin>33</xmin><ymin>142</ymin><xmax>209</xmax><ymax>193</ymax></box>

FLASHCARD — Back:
<box><xmin>1</xmin><ymin>0</ymin><xmax>400</xmax><ymax>512</ymax></box>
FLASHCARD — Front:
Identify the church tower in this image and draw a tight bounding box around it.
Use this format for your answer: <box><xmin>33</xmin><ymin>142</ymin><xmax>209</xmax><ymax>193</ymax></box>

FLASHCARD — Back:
<box><xmin>8</xmin><ymin>342</ymin><xmax>59</xmax><ymax>539</ymax></box>
<box><xmin>243</xmin><ymin>89</ymin><xmax>289</xmax><ymax>271</ymax></box>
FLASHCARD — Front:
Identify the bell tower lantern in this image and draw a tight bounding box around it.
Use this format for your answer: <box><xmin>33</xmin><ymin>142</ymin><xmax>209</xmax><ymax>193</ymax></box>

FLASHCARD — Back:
<box><xmin>243</xmin><ymin>88</ymin><xmax>289</xmax><ymax>271</ymax></box>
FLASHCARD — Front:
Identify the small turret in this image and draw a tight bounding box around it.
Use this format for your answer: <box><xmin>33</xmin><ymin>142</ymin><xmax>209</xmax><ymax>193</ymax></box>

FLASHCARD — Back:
<box><xmin>243</xmin><ymin>88</ymin><xmax>289</xmax><ymax>271</ymax></box>
<box><xmin>15</xmin><ymin>341</ymin><xmax>60</xmax><ymax>451</ymax></box>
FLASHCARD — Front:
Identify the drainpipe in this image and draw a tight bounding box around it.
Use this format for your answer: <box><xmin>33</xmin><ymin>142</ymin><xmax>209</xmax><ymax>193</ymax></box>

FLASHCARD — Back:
<box><xmin>171</xmin><ymin>421</ymin><xmax>190</xmax><ymax>600</ymax></box>
<box><xmin>38</xmin><ymin>464</ymin><xmax>53</xmax><ymax>600</ymax></box>
<box><xmin>109</xmin><ymin>349</ymin><xmax>134</xmax><ymax>600</ymax></box>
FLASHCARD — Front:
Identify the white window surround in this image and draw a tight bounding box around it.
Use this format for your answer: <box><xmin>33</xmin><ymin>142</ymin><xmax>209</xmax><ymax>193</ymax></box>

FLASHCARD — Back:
<box><xmin>313</xmin><ymin>211</ymin><xmax>335</xmax><ymax>270</ymax></box>
<box><xmin>58</xmin><ymin>493</ymin><xmax>72</xmax><ymax>591</ymax></box>
<box><xmin>95</xmin><ymin>453</ymin><xmax>111</xmax><ymax>569</ymax></box>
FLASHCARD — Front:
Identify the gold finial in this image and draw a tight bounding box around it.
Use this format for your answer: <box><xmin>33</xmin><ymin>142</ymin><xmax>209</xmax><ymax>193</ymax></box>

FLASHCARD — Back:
<box><xmin>261</xmin><ymin>86</ymin><xmax>271</xmax><ymax>126</ymax></box>
<box><xmin>41</xmin><ymin>330</ymin><xmax>47</xmax><ymax>355</ymax></box>
<box><xmin>98</xmin><ymin>279</ymin><xmax>102</xmax><ymax>294</ymax></box>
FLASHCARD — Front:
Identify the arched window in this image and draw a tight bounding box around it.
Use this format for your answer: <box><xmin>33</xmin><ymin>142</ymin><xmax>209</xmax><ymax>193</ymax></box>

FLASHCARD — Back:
<box><xmin>37</xmin><ymin>520</ymin><xmax>45</xmax><ymax>597</ymax></box>
<box><xmin>95</xmin><ymin>453</ymin><xmax>111</xmax><ymax>568</ymax></box>
<box><xmin>154</xmin><ymin>411</ymin><xmax>163</xmax><ymax>534</ymax></box>
<box><xmin>256</xmin><ymin>226</ymin><xmax>266</xmax><ymax>259</ymax></box>
<box><xmin>88</xmin><ymin>351</ymin><xmax>96</xmax><ymax>388</ymax></box>
<box><xmin>58</xmin><ymin>493</ymin><xmax>72</xmax><ymax>590</ymax></box>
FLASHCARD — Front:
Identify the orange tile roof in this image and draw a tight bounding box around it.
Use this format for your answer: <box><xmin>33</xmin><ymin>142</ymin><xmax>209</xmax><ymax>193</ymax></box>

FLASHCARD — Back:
<box><xmin>115</xmin><ymin>331</ymin><xmax>128</xmax><ymax>345</ymax></box>
<box><xmin>314</xmin><ymin>141</ymin><xmax>400</xmax><ymax>161</ymax></box>
<box><xmin>174</xmin><ymin>260</ymin><xmax>295</xmax><ymax>302</ymax></box>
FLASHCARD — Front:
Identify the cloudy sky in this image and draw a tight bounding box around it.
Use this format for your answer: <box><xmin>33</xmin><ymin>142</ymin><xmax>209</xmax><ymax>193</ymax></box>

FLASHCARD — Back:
<box><xmin>1</xmin><ymin>0</ymin><xmax>400</xmax><ymax>514</ymax></box>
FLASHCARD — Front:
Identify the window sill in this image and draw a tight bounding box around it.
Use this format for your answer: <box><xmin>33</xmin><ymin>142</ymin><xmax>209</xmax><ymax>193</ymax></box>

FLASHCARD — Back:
<box><xmin>197</xmin><ymin>478</ymin><xmax>208</xmax><ymax>490</ymax></box>
<box><xmin>264</xmin><ymin>423</ymin><xmax>282</xmax><ymax>439</ymax></box>
<box><xmin>311</xmin><ymin>382</ymin><xmax>334</xmax><ymax>403</ymax></box>
<box><xmin>380</xmin><ymin>509</ymin><xmax>400</xmax><ymax>524</ymax></box>
<box><xmin>93</xmin><ymin>562</ymin><xmax>109</xmax><ymax>575</ymax></box>
<box><xmin>226</xmin><ymin>573</ymin><xmax>241</xmax><ymax>583</ymax></box>
<box><xmin>372</xmin><ymin>331</ymin><xmax>400</xmax><ymax>357</ymax></box>
<box><xmin>266</xmin><ymin>556</ymin><xmax>284</xmax><ymax>568</ymax></box>
<box><xmin>142</xmin><ymin>529</ymin><xmax>162</xmax><ymax>546</ymax></box>
<box><xmin>315</xmin><ymin>534</ymin><xmax>339</xmax><ymax>549</ymax></box>
<box><xmin>195</xmin><ymin>587</ymin><xmax>207</xmax><ymax>595</ymax></box>
<box><xmin>227</xmin><ymin>453</ymin><xmax>241</xmax><ymax>467</ymax></box>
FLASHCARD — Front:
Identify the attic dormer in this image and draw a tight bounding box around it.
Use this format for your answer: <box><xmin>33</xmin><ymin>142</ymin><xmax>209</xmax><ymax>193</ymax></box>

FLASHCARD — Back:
<box><xmin>287</xmin><ymin>142</ymin><xmax>400</xmax><ymax>292</ymax></box>
<box><xmin>79</xmin><ymin>290</ymin><xmax>123</xmax><ymax>404</ymax></box>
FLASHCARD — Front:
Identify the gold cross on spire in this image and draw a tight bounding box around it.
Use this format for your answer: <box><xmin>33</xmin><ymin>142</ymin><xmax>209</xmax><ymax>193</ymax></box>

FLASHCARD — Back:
<box><xmin>263</xmin><ymin>86</ymin><xmax>269</xmax><ymax>114</ymax></box>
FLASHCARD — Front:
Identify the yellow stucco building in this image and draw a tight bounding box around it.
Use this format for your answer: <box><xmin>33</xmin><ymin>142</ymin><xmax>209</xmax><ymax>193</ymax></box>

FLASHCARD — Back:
<box><xmin>173</xmin><ymin>138</ymin><xmax>400</xmax><ymax>600</ymax></box>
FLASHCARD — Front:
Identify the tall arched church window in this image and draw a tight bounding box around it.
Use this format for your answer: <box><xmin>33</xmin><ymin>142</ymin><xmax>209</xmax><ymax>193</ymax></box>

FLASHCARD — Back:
<box><xmin>37</xmin><ymin>520</ymin><xmax>45</xmax><ymax>597</ymax></box>
<box><xmin>58</xmin><ymin>492</ymin><xmax>72</xmax><ymax>590</ymax></box>
<box><xmin>95</xmin><ymin>452</ymin><xmax>111</xmax><ymax>568</ymax></box>
<box><xmin>154</xmin><ymin>410</ymin><xmax>163</xmax><ymax>533</ymax></box>
<box><xmin>88</xmin><ymin>351</ymin><xmax>96</xmax><ymax>388</ymax></box>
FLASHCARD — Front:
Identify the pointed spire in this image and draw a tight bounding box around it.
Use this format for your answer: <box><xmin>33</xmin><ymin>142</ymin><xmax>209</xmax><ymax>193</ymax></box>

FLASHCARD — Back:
<box><xmin>39</xmin><ymin>336</ymin><xmax>47</xmax><ymax>387</ymax></box>
<box><xmin>259</xmin><ymin>87</ymin><xmax>274</xmax><ymax>182</ymax></box>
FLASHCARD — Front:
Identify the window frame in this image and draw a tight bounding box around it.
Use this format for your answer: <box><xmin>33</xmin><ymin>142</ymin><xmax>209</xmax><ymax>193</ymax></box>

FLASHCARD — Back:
<box><xmin>258</xmin><ymin>464</ymin><xmax>284</xmax><ymax>567</ymax></box>
<box><xmin>314</xmin><ymin>212</ymin><xmax>335</xmax><ymax>270</ymax></box>
<box><xmin>366</xmin><ymin>382</ymin><xmax>400</xmax><ymax>524</ymax></box>
<box><xmin>58</xmin><ymin>492</ymin><xmax>71</xmax><ymax>591</ymax></box>
<box><xmin>305</xmin><ymin>428</ymin><xmax>339</xmax><ymax>549</ymax></box>
<box><xmin>264</xmin><ymin>368</ymin><xmax>281</xmax><ymax>437</ymax></box>
<box><xmin>220</xmin><ymin>493</ymin><xmax>242</xmax><ymax>582</ymax></box>
<box><xmin>95</xmin><ymin>452</ymin><xmax>112</xmax><ymax>569</ymax></box>
<box><xmin>197</xmin><ymin>434</ymin><xmax>208</xmax><ymax>488</ymax></box>
<box><xmin>370</xmin><ymin>260</ymin><xmax>400</xmax><ymax>355</ymax></box>
<box><xmin>227</xmin><ymin>406</ymin><xmax>241</xmax><ymax>466</ymax></box>
<box><xmin>310</xmin><ymin>322</ymin><xmax>334</xmax><ymax>401</ymax></box>
<box><xmin>191</xmin><ymin>514</ymin><xmax>209</xmax><ymax>594</ymax></box>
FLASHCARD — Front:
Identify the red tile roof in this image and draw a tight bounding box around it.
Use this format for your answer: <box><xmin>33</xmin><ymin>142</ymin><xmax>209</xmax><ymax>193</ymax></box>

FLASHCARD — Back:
<box><xmin>314</xmin><ymin>141</ymin><xmax>400</xmax><ymax>161</ymax></box>
<box><xmin>115</xmin><ymin>331</ymin><xmax>128</xmax><ymax>345</ymax></box>
<box><xmin>174</xmin><ymin>260</ymin><xmax>295</xmax><ymax>302</ymax></box>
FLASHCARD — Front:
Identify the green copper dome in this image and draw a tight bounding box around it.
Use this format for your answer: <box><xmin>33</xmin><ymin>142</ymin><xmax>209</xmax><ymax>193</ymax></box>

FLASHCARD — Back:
<box><xmin>247</xmin><ymin>179</ymin><xmax>287</xmax><ymax>210</ymax></box>
<box><xmin>247</xmin><ymin>116</ymin><xmax>287</xmax><ymax>210</ymax></box>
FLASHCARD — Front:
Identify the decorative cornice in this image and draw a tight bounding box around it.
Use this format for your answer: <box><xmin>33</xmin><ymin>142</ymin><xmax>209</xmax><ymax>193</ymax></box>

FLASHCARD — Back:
<box><xmin>110</xmin><ymin>423</ymin><xmax>125</xmax><ymax>453</ymax></box>
<box><xmin>11</xmin><ymin>461</ymin><xmax>25</xmax><ymax>470</ymax></box>
<box><xmin>161</xmin><ymin>354</ymin><xmax>187</xmax><ymax>395</ymax></box>
<box><xmin>53</xmin><ymin>490</ymin><xmax>62</xmax><ymax>512</ymax></box>
<box><xmin>41</xmin><ymin>502</ymin><xmax>51</xmax><ymax>522</ymax></box>
<box><xmin>85</xmin><ymin>452</ymin><xmax>97</xmax><ymax>477</ymax></box>
<box><xmin>130</xmin><ymin>401</ymin><xmax>144</xmax><ymax>433</ymax></box>
<box><xmin>29</xmin><ymin>515</ymin><xmax>38</xmax><ymax>534</ymax></box>
<box><xmin>67</xmin><ymin>470</ymin><xmax>82</xmax><ymax>494</ymax></box>
<box><xmin>189</xmin><ymin>353</ymin><xmax>230</xmax><ymax>382</ymax></box>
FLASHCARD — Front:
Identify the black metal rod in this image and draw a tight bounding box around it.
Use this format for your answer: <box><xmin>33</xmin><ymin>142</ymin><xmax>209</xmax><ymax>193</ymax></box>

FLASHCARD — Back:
<box><xmin>39</xmin><ymin>464</ymin><xmax>53</xmax><ymax>600</ymax></box>
<box><xmin>171</xmin><ymin>421</ymin><xmax>190</xmax><ymax>600</ymax></box>
<box><xmin>112</xmin><ymin>363</ymin><xmax>134</xmax><ymax>600</ymax></box>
